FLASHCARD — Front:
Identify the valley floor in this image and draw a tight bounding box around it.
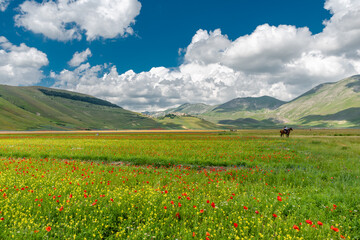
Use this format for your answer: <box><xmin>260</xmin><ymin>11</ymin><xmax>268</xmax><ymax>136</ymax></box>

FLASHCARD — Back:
<box><xmin>0</xmin><ymin>130</ymin><xmax>358</xmax><ymax>239</ymax></box>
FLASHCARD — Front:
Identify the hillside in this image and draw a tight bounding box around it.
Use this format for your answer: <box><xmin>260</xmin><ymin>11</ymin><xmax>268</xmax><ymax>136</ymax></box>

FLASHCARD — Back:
<box><xmin>273</xmin><ymin>75</ymin><xmax>360</xmax><ymax>127</ymax></box>
<box><xmin>157</xmin><ymin>114</ymin><xmax>223</xmax><ymax>130</ymax></box>
<box><xmin>214</xmin><ymin>96</ymin><xmax>286</xmax><ymax>112</ymax></box>
<box><xmin>153</xmin><ymin>75</ymin><xmax>360</xmax><ymax>128</ymax></box>
<box><xmin>0</xmin><ymin>85</ymin><xmax>163</xmax><ymax>130</ymax></box>
<box><xmin>143</xmin><ymin>103</ymin><xmax>215</xmax><ymax>117</ymax></box>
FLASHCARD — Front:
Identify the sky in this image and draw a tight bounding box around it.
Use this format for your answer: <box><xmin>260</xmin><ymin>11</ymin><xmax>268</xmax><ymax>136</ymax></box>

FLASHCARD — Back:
<box><xmin>0</xmin><ymin>0</ymin><xmax>360</xmax><ymax>112</ymax></box>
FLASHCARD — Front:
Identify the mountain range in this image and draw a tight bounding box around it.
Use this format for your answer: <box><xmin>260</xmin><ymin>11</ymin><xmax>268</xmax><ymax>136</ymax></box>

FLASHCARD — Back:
<box><xmin>0</xmin><ymin>75</ymin><xmax>359</xmax><ymax>130</ymax></box>
<box><xmin>146</xmin><ymin>75</ymin><xmax>360</xmax><ymax>128</ymax></box>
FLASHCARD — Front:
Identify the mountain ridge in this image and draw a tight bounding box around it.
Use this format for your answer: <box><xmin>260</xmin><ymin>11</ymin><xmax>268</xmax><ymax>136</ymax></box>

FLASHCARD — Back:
<box><xmin>146</xmin><ymin>75</ymin><xmax>360</xmax><ymax>128</ymax></box>
<box><xmin>0</xmin><ymin>85</ymin><xmax>164</xmax><ymax>130</ymax></box>
<box><xmin>1</xmin><ymin>75</ymin><xmax>359</xmax><ymax>130</ymax></box>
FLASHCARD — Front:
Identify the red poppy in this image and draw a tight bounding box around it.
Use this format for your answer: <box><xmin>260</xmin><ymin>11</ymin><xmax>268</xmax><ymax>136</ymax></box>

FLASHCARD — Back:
<box><xmin>306</xmin><ymin>220</ymin><xmax>313</xmax><ymax>225</ymax></box>
<box><xmin>200</xmin><ymin>209</ymin><xmax>204</xmax><ymax>213</ymax></box>
<box><xmin>234</xmin><ymin>223</ymin><xmax>238</xmax><ymax>228</ymax></box>
<box><xmin>243</xmin><ymin>206</ymin><xmax>248</xmax><ymax>210</ymax></box>
<box><xmin>277</xmin><ymin>196</ymin><xmax>282</xmax><ymax>202</ymax></box>
<box><xmin>46</xmin><ymin>226</ymin><xmax>51</xmax><ymax>232</ymax></box>
<box><xmin>206</xmin><ymin>232</ymin><xmax>210</xmax><ymax>236</ymax></box>
<box><xmin>206</xmin><ymin>200</ymin><xmax>210</xmax><ymax>203</ymax></box>
<box><xmin>317</xmin><ymin>221</ymin><xmax>323</xmax><ymax>226</ymax></box>
<box><xmin>341</xmin><ymin>235</ymin><xmax>345</xmax><ymax>239</ymax></box>
<box><xmin>255</xmin><ymin>210</ymin><xmax>259</xmax><ymax>214</ymax></box>
<box><xmin>59</xmin><ymin>206</ymin><xmax>64</xmax><ymax>211</ymax></box>
<box><xmin>164</xmin><ymin>206</ymin><xmax>167</xmax><ymax>209</ymax></box>
<box><xmin>0</xmin><ymin>217</ymin><xmax>4</xmax><ymax>221</ymax></box>
<box><xmin>211</xmin><ymin>202</ymin><xmax>215</xmax><ymax>208</ymax></box>
<box><xmin>273</xmin><ymin>214</ymin><xmax>277</xmax><ymax>218</ymax></box>
<box><xmin>178</xmin><ymin>203</ymin><xmax>182</xmax><ymax>207</ymax></box>
<box><xmin>192</xmin><ymin>232</ymin><xmax>196</xmax><ymax>237</ymax></box>
<box><xmin>293</xmin><ymin>225</ymin><xmax>299</xmax><ymax>231</ymax></box>
<box><xmin>331</xmin><ymin>226</ymin><xmax>339</xmax><ymax>232</ymax></box>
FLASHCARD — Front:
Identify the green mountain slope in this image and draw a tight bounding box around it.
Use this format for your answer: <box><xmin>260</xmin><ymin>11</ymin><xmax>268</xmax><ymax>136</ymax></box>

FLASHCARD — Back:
<box><xmin>157</xmin><ymin>114</ymin><xmax>223</xmax><ymax>130</ymax></box>
<box><xmin>0</xmin><ymin>85</ymin><xmax>163</xmax><ymax>130</ymax></box>
<box><xmin>214</xmin><ymin>96</ymin><xmax>286</xmax><ymax>112</ymax></box>
<box><xmin>143</xmin><ymin>103</ymin><xmax>215</xmax><ymax>117</ymax></box>
<box><xmin>273</xmin><ymin>75</ymin><xmax>360</xmax><ymax>127</ymax></box>
<box><xmin>171</xmin><ymin>103</ymin><xmax>215</xmax><ymax>115</ymax></box>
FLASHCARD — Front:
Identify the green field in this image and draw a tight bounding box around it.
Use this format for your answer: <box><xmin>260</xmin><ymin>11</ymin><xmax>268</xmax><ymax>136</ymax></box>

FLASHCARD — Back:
<box><xmin>0</xmin><ymin>130</ymin><xmax>359</xmax><ymax>239</ymax></box>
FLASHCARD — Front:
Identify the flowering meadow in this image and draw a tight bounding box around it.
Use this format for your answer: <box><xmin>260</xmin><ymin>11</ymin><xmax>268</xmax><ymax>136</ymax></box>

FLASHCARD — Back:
<box><xmin>0</xmin><ymin>130</ymin><xmax>359</xmax><ymax>239</ymax></box>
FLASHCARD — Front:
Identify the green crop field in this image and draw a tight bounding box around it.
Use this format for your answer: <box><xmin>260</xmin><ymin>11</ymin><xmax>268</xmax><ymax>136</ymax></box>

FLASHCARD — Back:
<box><xmin>0</xmin><ymin>130</ymin><xmax>359</xmax><ymax>239</ymax></box>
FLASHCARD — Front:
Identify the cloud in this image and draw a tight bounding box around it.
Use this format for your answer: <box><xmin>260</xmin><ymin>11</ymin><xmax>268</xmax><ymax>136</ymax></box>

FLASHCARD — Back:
<box><xmin>52</xmin><ymin>61</ymin><xmax>294</xmax><ymax>111</ymax></box>
<box><xmin>0</xmin><ymin>0</ymin><xmax>11</xmax><ymax>11</ymax></box>
<box><xmin>15</xmin><ymin>0</ymin><xmax>142</xmax><ymax>41</ymax></box>
<box><xmin>0</xmin><ymin>36</ymin><xmax>48</xmax><ymax>85</ymax></box>
<box><xmin>68</xmin><ymin>48</ymin><xmax>92</xmax><ymax>67</ymax></box>
<box><xmin>316</xmin><ymin>0</ymin><xmax>360</xmax><ymax>56</ymax></box>
<box><xmin>52</xmin><ymin>0</ymin><xmax>360</xmax><ymax>111</ymax></box>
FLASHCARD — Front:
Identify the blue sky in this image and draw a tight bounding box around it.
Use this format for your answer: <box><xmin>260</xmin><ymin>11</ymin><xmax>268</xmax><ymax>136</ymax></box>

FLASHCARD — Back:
<box><xmin>0</xmin><ymin>0</ymin><xmax>359</xmax><ymax>111</ymax></box>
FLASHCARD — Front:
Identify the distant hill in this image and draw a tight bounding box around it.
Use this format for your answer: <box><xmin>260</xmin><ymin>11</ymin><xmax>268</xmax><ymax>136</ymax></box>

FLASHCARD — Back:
<box><xmin>214</xmin><ymin>96</ymin><xmax>286</xmax><ymax>112</ymax></box>
<box><xmin>172</xmin><ymin>103</ymin><xmax>215</xmax><ymax>115</ymax></box>
<box><xmin>157</xmin><ymin>114</ymin><xmax>223</xmax><ymax>130</ymax></box>
<box><xmin>153</xmin><ymin>75</ymin><xmax>360</xmax><ymax>128</ymax></box>
<box><xmin>143</xmin><ymin>103</ymin><xmax>215</xmax><ymax>117</ymax></box>
<box><xmin>273</xmin><ymin>75</ymin><xmax>360</xmax><ymax>127</ymax></box>
<box><xmin>0</xmin><ymin>85</ymin><xmax>163</xmax><ymax>130</ymax></box>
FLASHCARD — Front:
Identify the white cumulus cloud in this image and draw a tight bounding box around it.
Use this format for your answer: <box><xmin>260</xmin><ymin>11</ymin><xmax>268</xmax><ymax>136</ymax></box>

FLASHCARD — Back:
<box><xmin>0</xmin><ymin>36</ymin><xmax>48</xmax><ymax>85</ymax></box>
<box><xmin>68</xmin><ymin>48</ymin><xmax>92</xmax><ymax>67</ymax></box>
<box><xmin>15</xmin><ymin>0</ymin><xmax>142</xmax><ymax>41</ymax></box>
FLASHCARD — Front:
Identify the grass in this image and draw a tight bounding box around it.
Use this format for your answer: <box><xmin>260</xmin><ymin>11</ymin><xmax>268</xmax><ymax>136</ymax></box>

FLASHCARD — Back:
<box><xmin>0</xmin><ymin>130</ymin><xmax>359</xmax><ymax>239</ymax></box>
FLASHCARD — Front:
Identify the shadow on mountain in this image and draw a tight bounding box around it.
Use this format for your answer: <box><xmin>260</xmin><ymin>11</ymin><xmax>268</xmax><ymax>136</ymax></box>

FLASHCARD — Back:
<box><xmin>301</xmin><ymin>108</ymin><xmax>360</xmax><ymax>124</ymax></box>
<box><xmin>346</xmin><ymin>75</ymin><xmax>360</xmax><ymax>93</ymax></box>
<box><xmin>219</xmin><ymin>118</ymin><xmax>282</xmax><ymax>129</ymax></box>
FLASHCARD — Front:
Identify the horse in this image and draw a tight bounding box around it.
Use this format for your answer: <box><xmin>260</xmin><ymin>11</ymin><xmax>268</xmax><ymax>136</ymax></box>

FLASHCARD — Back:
<box><xmin>280</xmin><ymin>128</ymin><xmax>293</xmax><ymax>137</ymax></box>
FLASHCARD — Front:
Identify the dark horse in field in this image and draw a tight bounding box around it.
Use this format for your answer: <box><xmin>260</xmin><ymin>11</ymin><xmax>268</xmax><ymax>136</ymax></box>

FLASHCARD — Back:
<box><xmin>280</xmin><ymin>128</ymin><xmax>293</xmax><ymax>137</ymax></box>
